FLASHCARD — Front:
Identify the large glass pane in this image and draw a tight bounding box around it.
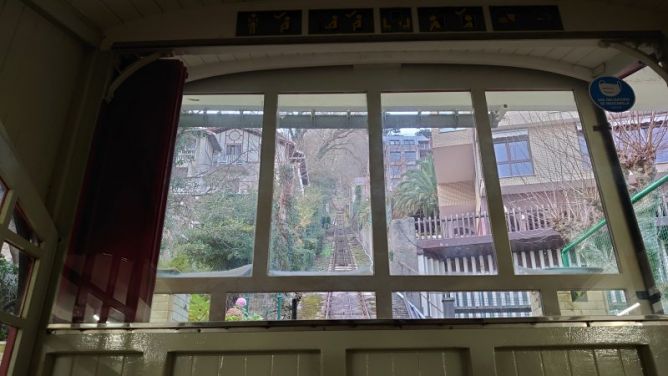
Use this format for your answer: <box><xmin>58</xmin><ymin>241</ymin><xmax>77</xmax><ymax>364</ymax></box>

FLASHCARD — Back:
<box><xmin>557</xmin><ymin>290</ymin><xmax>630</xmax><ymax>316</ymax></box>
<box><xmin>224</xmin><ymin>292</ymin><xmax>376</xmax><ymax>320</ymax></box>
<box><xmin>606</xmin><ymin>68</ymin><xmax>668</xmax><ymax>311</ymax></box>
<box><xmin>382</xmin><ymin>92</ymin><xmax>498</xmax><ymax>275</ymax></box>
<box><xmin>149</xmin><ymin>294</ymin><xmax>211</xmax><ymax>323</ymax></box>
<box><xmin>7</xmin><ymin>209</ymin><xmax>40</xmax><ymax>246</ymax></box>
<box><xmin>486</xmin><ymin>91</ymin><xmax>618</xmax><ymax>274</ymax></box>
<box><xmin>159</xmin><ymin>95</ymin><xmax>263</xmax><ymax>276</ymax></box>
<box><xmin>1</xmin><ymin>242</ymin><xmax>34</xmax><ymax>316</ymax></box>
<box><xmin>393</xmin><ymin>290</ymin><xmax>542</xmax><ymax>318</ymax></box>
<box><xmin>269</xmin><ymin>94</ymin><xmax>372</xmax><ymax>275</ymax></box>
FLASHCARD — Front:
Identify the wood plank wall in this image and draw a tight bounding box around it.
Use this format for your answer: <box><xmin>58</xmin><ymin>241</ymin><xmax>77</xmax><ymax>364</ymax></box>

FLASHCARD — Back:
<box><xmin>0</xmin><ymin>0</ymin><xmax>85</xmax><ymax>198</ymax></box>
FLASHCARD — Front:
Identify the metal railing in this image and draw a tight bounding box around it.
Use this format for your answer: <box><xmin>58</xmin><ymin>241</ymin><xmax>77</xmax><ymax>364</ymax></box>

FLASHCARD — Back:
<box><xmin>415</xmin><ymin>186</ymin><xmax>668</xmax><ymax>244</ymax></box>
<box><xmin>561</xmin><ymin>174</ymin><xmax>668</xmax><ymax>266</ymax></box>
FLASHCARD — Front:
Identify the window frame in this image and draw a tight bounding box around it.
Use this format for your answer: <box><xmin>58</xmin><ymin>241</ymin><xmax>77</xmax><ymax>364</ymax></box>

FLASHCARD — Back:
<box><xmin>149</xmin><ymin>66</ymin><xmax>654</xmax><ymax>322</ymax></box>
<box><xmin>493</xmin><ymin>134</ymin><xmax>534</xmax><ymax>178</ymax></box>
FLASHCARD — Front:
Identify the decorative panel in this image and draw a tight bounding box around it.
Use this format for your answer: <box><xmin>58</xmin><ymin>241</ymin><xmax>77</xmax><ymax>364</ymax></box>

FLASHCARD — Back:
<box><xmin>172</xmin><ymin>351</ymin><xmax>320</xmax><ymax>376</ymax></box>
<box><xmin>495</xmin><ymin>347</ymin><xmax>646</xmax><ymax>376</ymax></box>
<box><xmin>50</xmin><ymin>354</ymin><xmax>142</xmax><ymax>376</ymax></box>
<box><xmin>348</xmin><ymin>349</ymin><xmax>467</xmax><ymax>376</ymax></box>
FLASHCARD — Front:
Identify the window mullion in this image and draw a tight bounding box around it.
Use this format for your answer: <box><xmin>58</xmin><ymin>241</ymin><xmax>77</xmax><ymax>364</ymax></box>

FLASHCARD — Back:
<box><xmin>253</xmin><ymin>92</ymin><xmax>278</xmax><ymax>280</ymax></box>
<box><xmin>367</xmin><ymin>90</ymin><xmax>392</xmax><ymax>319</ymax></box>
<box><xmin>471</xmin><ymin>89</ymin><xmax>515</xmax><ymax>278</ymax></box>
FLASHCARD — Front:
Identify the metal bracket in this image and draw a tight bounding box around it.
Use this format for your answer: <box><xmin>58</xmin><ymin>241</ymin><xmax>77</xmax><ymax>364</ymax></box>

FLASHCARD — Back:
<box><xmin>601</xmin><ymin>40</ymin><xmax>668</xmax><ymax>85</ymax></box>
<box><xmin>105</xmin><ymin>52</ymin><xmax>164</xmax><ymax>103</ymax></box>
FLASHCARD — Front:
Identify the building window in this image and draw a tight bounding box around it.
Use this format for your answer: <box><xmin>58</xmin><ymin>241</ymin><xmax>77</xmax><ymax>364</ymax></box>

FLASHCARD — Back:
<box><xmin>389</xmin><ymin>151</ymin><xmax>401</xmax><ymax>162</ymax></box>
<box><xmin>493</xmin><ymin>136</ymin><xmax>533</xmax><ymax>178</ymax></box>
<box><xmin>388</xmin><ymin>140</ymin><xmax>401</xmax><ymax>145</ymax></box>
<box><xmin>390</xmin><ymin>166</ymin><xmax>401</xmax><ymax>178</ymax></box>
<box><xmin>578</xmin><ymin>131</ymin><xmax>592</xmax><ymax>169</ymax></box>
<box><xmin>225</xmin><ymin>144</ymin><xmax>243</xmax><ymax>164</ymax></box>
<box><xmin>403</xmin><ymin>140</ymin><xmax>415</xmax><ymax>145</ymax></box>
<box><xmin>404</xmin><ymin>151</ymin><xmax>417</xmax><ymax>163</ymax></box>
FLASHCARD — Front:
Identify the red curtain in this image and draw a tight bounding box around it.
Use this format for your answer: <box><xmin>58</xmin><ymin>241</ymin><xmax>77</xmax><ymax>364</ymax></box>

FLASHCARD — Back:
<box><xmin>54</xmin><ymin>60</ymin><xmax>186</xmax><ymax>323</ymax></box>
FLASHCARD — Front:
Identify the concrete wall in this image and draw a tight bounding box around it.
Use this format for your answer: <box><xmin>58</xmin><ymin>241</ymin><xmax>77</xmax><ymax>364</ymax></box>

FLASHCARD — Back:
<box><xmin>0</xmin><ymin>0</ymin><xmax>86</xmax><ymax>199</ymax></box>
<box><xmin>149</xmin><ymin>294</ymin><xmax>191</xmax><ymax>323</ymax></box>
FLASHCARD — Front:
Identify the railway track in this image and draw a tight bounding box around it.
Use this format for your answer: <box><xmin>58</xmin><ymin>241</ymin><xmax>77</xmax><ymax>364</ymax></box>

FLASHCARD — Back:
<box><xmin>324</xmin><ymin>210</ymin><xmax>371</xmax><ymax>319</ymax></box>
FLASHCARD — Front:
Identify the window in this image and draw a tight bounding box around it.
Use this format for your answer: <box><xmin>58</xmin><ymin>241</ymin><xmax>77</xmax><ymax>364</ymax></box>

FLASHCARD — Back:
<box><xmin>390</xmin><ymin>166</ymin><xmax>401</xmax><ymax>178</ymax></box>
<box><xmin>224</xmin><ymin>144</ymin><xmax>243</xmax><ymax>164</ymax></box>
<box><xmin>403</xmin><ymin>140</ymin><xmax>415</xmax><ymax>145</ymax></box>
<box><xmin>382</xmin><ymin>92</ymin><xmax>498</xmax><ymax>279</ymax></box>
<box><xmin>487</xmin><ymin>91</ymin><xmax>618</xmax><ymax>275</ymax></box>
<box><xmin>86</xmin><ymin>68</ymin><xmax>653</xmax><ymax>326</ymax></box>
<box><xmin>578</xmin><ymin>131</ymin><xmax>592</xmax><ymax>169</ymax></box>
<box><xmin>159</xmin><ymin>95</ymin><xmax>263</xmax><ymax>274</ymax></box>
<box><xmin>607</xmin><ymin>67</ymin><xmax>668</xmax><ymax>311</ymax></box>
<box><xmin>493</xmin><ymin>135</ymin><xmax>533</xmax><ymax>178</ymax></box>
<box><xmin>269</xmin><ymin>94</ymin><xmax>372</xmax><ymax>275</ymax></box>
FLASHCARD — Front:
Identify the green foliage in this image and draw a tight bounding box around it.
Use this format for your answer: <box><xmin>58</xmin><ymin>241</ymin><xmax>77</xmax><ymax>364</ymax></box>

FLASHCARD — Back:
<box><xmin>415</xmin><ymin>128</ymin><xmax>432</xmax><ymax>138</ymax></box>
<box><xmin>173</xmin><ymin>191</ymin><xmax>257</xmax><ymax>272</ymax></box>
<box><xmin>271</xmin><ymin>166</ymin><xmax>328</xmax><ymax>271</ymax></box>
<box><xmin>188</xmin><ymin>294</ymin><xmax>210</xmax><ymax>322</ymax></box>
<box><xmin>0</xmin><ymin>257</ymin><xmax>17</xmax><ymax>341</ymax></box>
<box><xmin>299</xmin><ymin>294</ymin><xmax>323</xmax><ymax>319</ymax></box>
<box><xmin>391</xmin><ymin>157</ymin><xmax>438</xmax><ymax>218</ymax></box>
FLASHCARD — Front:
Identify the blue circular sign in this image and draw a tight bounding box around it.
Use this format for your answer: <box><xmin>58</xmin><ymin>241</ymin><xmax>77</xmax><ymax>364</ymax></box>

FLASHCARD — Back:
<box><xmin>589</xmin><ymin>76</ymin><xmax>635</xmax><ymax>112</ymax></box>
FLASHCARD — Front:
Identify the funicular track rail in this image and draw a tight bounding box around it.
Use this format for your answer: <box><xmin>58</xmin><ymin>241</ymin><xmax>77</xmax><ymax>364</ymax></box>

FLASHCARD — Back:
<box><xmin>324</xmin><ymin>210</ymin><xmax>371</xmax><ymax>319</ymax></box>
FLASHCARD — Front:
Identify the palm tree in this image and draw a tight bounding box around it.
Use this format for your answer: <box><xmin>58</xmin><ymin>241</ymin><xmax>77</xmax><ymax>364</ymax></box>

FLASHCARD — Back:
<box><xmin>391</xmin><ymin>157</ymin><xmax>438</xmax><ymax>218</ymax></box>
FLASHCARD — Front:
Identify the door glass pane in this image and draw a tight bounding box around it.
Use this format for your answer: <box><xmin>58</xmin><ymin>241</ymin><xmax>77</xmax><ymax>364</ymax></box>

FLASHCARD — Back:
<box><xmin>382</xmin><ymin>92</ymin><xmax>498</xmax><ymax>275</ymax></box>
<box><xmin>270</xmin><ymin>94</ymin><xmax>372</xmax><ymax>275</ymax></box>
<box><xmin>606</xmin><ymin>67</ymin><xmax>668</xmax><ymax>311</ymax></box>
<box><xmin>159</xmin><ymin>95</ymin><xmax>263</xmax><ymax>276</ymax></box>
<box><xmin>8</xmin><ymin>209</ymin><xmax>40</xmax><ymax>246</ymax></box>
<box><xmin>392</xmin><ymin>290</ymin><xmax>542</xmax><ymax>318</ymax></box>
<box><xmin>1</xmin><ymin>242</ymin><xmax>34</xmax><ymax>316</ymax></box>
<box><xmin>486</xmin><ymin>91</ymin><xmax>618</xmax><ymax>274</ymax></box>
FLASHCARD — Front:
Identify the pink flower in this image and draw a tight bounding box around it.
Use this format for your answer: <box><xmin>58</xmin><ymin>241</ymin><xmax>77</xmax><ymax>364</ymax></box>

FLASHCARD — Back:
<box><xmin>235</xmin><ymin>297</ymin><xmax>247</xmax><ymax>307</ymax></box>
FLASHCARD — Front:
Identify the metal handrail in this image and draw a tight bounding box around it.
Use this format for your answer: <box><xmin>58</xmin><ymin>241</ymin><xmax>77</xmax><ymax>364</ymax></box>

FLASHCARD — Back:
<box><xmin>561</xmin><ymin>174</ymin><xmax>668</xmax><ymax>266</ymax></box>
<box><xmin>395</xmin><ymin>292</ymin><xmax>426</xmax><ymax>319</ymax></box>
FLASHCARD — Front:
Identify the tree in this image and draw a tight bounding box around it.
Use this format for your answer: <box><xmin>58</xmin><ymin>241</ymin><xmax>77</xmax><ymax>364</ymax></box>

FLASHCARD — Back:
<box><xmin>172</xmin><ymin>191</ymin><xmax>257</xmax><ymax>272</ymax></box>
<box><xmin>609</xmin><ymin>111</ymin><xmax>668</xmax><ymax>285</ymax></box>
<box><xmin>506</xmin><ymin>112</ymin><xmax>613</xmax><ymax>270</ymax></box>
<box><xmin>415</xmin><ymin>128</ymin><xmax>432</xmax><ymax>138</ymax></box>
<box><xmin>391</xmin><ymin>157</ymin><xmax>438</xmax><ymax>218</ymax></box>
<box><xmin>506</xmin><ymin>111</ymin><xmax>668</xmax><ymax>275</ymax></box>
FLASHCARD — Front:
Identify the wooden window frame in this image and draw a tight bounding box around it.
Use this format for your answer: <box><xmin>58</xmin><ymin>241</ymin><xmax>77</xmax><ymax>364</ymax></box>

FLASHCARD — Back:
<box><xmin>152</xmin><ymin>65</ymin><xmax>656</xmax><ymax>321</ymax></box>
